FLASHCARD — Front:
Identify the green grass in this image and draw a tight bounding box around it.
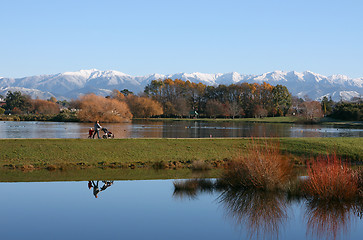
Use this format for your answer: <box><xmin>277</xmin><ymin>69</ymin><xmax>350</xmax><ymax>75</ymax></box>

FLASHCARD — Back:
<box><xmin>0</xmin><ymin>138</ymin><xmax>361</xmax><ymax>170</ymax></box>
<box><xmin>279</xmin><ymin>138</ymin><xmax>363</xmax><ymax>162</ymax></box>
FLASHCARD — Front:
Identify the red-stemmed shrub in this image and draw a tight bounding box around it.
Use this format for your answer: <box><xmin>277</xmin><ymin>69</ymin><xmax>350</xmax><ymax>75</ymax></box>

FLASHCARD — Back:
<box><xmin>304</xmin><ymin>153</ymin><xmax>358</xmax><ymax>200</ymax></box>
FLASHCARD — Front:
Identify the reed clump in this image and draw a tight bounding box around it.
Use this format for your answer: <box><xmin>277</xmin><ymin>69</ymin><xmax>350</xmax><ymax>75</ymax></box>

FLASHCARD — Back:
<box><xmin>221</xmin><ymin>139</ymin><xmax>293</xmax><ymax>191</ymax></box>
<box><xmin>304</xmin><ymin>153</ymin><xmax>358</xmax><ymax>201</ymax></box>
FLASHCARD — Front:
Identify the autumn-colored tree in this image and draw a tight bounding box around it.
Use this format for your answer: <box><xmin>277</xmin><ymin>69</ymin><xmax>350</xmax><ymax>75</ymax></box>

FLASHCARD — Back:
<box><xmin>302</xmin><ymin>101</ymin><xmax>324</xmax><ymax>121</ymax></box>
<box><xmin>253</xmin><ymin>105</ymin><xmax>268</xmax><ymax>118</ymax></box>
<box><xmin>69</xmin><ymin>99</ymin><xmax>82</xmax><ymax>110</ymax></box>
<box><xmin>205</xmin><ymin>100</ymin><xmax>227</xmax><ymax>118</ymax></box>
<box><xmin>110</xmin><ymin>89</ymin><xmax>126</xmax><ymax>101</ymax></box>
<box><xmin>77</xmin><ymin>94</ymin><xmax>132</xmax><ymax>122</ymax></box>
<box><xmin>32</xmin><ymin>99</ymin><xmax>60</xmax><ymax>114</ymax></box>
<box><xmin>125</xmin><ymin>95</ymin><xmax>163</xmax><ymax>118</ymax></box>
<box><xmin>227</xmin><ymin>101</ymin><xmax>244</xmax><ymax>119</ymax></box>
<box><xmin>48</xmin><ymin>96</ymin><xmax>57</xmax><ymax>103</ymax></box>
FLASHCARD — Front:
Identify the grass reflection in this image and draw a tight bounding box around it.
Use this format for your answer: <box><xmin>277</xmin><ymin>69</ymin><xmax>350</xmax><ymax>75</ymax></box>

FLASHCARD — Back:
<box><xmin>173</xmin><ymin>179</ymin><xmax>215</xmax><ymax>200</ymax></box>
<box><xmin>219</xmin><ymin>189</ymin><xmax>288</xmax><ymax>240</ymax></box>
<box><xmin>305</xmin><ymin>199</ymin><xmax>363</xmax><ymax>240</ymax></box>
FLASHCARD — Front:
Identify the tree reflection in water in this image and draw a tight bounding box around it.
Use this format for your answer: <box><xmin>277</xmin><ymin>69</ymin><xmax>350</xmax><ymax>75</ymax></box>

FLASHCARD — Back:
<box><xmin>304</xmin><ymin>199</ymin><xmax>363</xmax><ymax>240</ymax></box>
<box><xmin>88</xmin><ymin>180</ymin><xmax>114</xmax><ymax>198</ymax></box>
<box><xmin>218</xmin><ymin>189</ymin><xmax>288</xmax><ymax>240</ymax></box>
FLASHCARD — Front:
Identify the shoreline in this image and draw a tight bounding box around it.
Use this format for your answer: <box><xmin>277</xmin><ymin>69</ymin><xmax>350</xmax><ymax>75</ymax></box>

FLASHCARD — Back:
<box><xmin>1</xmin><ymin>115</ymin><xmax>362</xmax><ymax>126</ymax></box>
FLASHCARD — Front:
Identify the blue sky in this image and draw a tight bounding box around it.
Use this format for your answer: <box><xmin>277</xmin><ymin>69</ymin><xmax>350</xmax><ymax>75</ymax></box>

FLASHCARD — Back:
<box><xmin>1</xmin><ymin>0</ymin><xmax>362</xmax><ymax>78</ymax></box>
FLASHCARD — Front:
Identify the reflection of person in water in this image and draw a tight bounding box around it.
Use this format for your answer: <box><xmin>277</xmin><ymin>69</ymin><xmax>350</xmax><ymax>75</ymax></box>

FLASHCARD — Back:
<box><xmin>88</xmin><ymin>180</ymin><xmax>114</xmax><ymax>198</ymax></box>
<box><xmin>100</xmin><ymin>181</ymin><xmax>114</xmax><ymax>191</ymax></box>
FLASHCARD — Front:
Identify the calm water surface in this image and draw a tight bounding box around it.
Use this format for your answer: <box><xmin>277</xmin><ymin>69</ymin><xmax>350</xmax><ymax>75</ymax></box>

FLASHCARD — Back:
<box><xmin>0</xmin><ymin>120</ymin><xmax>362</xmax><ymax>138</ymax></box>
<box><xmin>1</xmin><ymin>180</ymin><xmax>362</xmax><ymax>240</ymax></box>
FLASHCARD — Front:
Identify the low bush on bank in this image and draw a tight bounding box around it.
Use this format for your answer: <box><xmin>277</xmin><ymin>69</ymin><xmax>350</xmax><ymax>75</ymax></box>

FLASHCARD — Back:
<box><xmin>221</xmin><ymin>139</ymin><xmax>293</xmax><ymax>191</ymax></box>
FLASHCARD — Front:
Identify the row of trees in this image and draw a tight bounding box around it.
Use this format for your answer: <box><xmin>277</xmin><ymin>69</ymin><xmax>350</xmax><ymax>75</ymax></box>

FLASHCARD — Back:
<box><xmin>0</xmin><ymin>90</ymin><xmax>163</xmax><ymax>122</ymax></box>
<box><xmin>144</xmin><ymin>79</ymin><xmax>292</xmax><ymax>118</ymax></box>
<box><xmin>1</xmin><ymin>81</ymin><xmax>361</xmax><ymax>122</ymax></box>
<box><xmin>2</xmin><ymin>91</ymin><xmax>60</xmax><ymax>114</ymax></box>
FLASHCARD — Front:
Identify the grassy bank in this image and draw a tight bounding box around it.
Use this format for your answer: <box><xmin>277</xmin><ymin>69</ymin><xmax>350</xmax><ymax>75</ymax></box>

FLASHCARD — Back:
<box><xmin>0</xmin><ymin>138</ymin><xmax>361</xmax><ymax>171</ymax></box>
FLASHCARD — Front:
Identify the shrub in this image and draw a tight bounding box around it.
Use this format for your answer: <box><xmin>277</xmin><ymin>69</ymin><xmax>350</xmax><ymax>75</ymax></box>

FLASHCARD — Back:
<box><xmin>221</xmin><ymin>139</ymin><xmax>293</xmax><ymax>191</ymax></box>
<box><xmin>304</xmin><ymin>153</ymin><xmax>358</xmax><ymax>200</ymax></box>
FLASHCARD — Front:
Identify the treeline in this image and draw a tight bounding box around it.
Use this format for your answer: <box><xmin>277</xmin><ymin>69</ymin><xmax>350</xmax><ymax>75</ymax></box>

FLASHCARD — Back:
<box><xmin>144</xmin><ymin>79</ymin><xmax>292</xmax><ymax>118</ymax></box>
<box><xmin>0</xmin><ymin>90</ymin><xmax>163</xmax><ymax>122</ymax></box>
<box><xmin>1</xmin><ymin>91</ymin><xmax>61</xmax><ymax>115</ymax></box>
<box><xmin>1</xmin><ymin>79</ymin><xmax>362</xmax><ymax>122</ymax></box>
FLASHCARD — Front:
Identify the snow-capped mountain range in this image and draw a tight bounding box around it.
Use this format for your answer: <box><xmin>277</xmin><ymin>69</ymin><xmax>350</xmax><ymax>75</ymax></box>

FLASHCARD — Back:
<box><xmin>0</xmin><ymin>69</ymin><xmax>362</xmax><ymax>101</ymax></box>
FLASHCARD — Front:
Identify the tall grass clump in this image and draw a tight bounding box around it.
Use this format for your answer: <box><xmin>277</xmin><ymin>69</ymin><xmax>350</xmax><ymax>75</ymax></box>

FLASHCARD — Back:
<box><xmin>304</xmin><ymin>153</ymin><xmax>358</xmax><ymax>201</ymax></box>
<box><xmin>221</xmin><ymin>138</ymin><xmax>293</xmax><ymax>191</ymax></box>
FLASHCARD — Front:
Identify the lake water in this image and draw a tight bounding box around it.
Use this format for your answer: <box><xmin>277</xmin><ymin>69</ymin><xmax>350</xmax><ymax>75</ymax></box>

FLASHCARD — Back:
<box><xmin>1</xmin><ymin>179</ymin><xmax>362</xmax><ymax>240</ymax></box>
<box><xmin>0</xmin><ymin>120</ymin><xmax>362</xmax><ymax>138</ymax></box>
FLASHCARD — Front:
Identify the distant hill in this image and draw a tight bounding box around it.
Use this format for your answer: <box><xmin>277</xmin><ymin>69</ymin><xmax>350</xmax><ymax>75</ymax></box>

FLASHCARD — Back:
<box><xmin>0</xmin><ymin>69</ymin><xmax>362</xmax><ymax>101</ymax></box>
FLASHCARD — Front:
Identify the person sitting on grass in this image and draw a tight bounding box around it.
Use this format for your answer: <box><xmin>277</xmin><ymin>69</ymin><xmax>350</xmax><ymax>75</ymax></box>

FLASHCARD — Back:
<box><xmin>92</xmin><ymin>121</ymin><xmax>102</xmax><ymax>139</ymax></box>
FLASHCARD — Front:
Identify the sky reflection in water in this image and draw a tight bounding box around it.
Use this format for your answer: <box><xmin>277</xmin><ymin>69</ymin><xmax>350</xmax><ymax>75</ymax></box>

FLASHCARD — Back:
<box><xmin>1</xmin><ymin>180</ymin><xmax>363</xmax><ymax>240</ymax></box>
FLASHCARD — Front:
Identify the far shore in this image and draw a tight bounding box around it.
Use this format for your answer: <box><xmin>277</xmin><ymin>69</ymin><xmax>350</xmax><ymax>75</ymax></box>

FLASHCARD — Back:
<box><xmin>1</xmin><ymin>114</ymin><xmax>362</xmax><ymax>127</ymax></box>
